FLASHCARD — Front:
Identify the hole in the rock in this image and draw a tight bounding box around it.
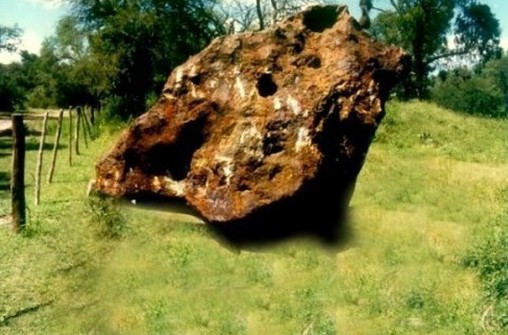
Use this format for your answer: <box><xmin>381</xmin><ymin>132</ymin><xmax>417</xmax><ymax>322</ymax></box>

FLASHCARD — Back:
<box><xmin>263</xmin><ymin>134</ymin><xmax>284</xmax><ymax>155</ymax></box>
<box><xmin>303</xmin><ymin>6</ymin><xmax>339</xmax><ymax>32</ymax></box>
<box><xmin>268</xmin><ymin>165</ymin><xmax>282</xmax><ymax>180</ymax></box>
<box><xmin>238</xmin><ymin>182</ymin><xmax>251</xmax><ymax>192</ymax></box>
<box><xmin>348</xmin><ymin>34</ymin><xmax>359</xmax><ymax>44</ymax></box>
<box><xmin>307</xmin><ymin>55</ymin><xmax>321</xmax><ymax>68</ymax></box>
<box><xmin>136</xmin><ymin>115</ymin><xmax>208</xmax><ymax>181</ymax></box>
<box><xmin>189</xmin><ymin>74</ymin><xmax>202</xmax><ymax>85</ymax></box>
<box><xmin>256</xmin><ymin>73</ymin><xmax>278</xmax><ymax>97</ymax></box>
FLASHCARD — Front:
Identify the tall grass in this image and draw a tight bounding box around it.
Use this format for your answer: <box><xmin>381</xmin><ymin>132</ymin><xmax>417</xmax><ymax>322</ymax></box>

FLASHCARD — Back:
<box><xmin>463</xmin><ymin>191</ymin><xmax>508</xmax><ymax>333</ymax></box>
<box><xmin>0</xmin><ymin>101</ymin><xmax>507</xmax><ymax>334</ymax></box>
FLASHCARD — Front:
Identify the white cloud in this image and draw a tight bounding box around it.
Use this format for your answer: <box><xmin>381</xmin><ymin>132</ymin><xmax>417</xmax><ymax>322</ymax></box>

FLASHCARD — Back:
<box><xmin>0</xmin><ymin>50</ymin><xmax>19</xmax><ymax>64</ymax></box>
<box><xmin>0</xmin><ymin>30</ymin><xmax>42</xmax><ymax>64</ymax></box>
<box><xmin>20</xmin><ymin>31</ymin><xmax>43</xmax><ymax>54</ymax></box>
<box><xmin>22</xmin><ymin>0</ymin><xmax>65</xmax><ymax>10</ymax></box>
<box><xmin>501</xmin><ymin>37</ymin><xmax>508</xmax><ymax>52</ymax></box>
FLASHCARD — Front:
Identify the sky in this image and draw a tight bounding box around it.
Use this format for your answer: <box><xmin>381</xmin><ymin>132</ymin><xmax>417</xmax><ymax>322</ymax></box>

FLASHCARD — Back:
<box><xmin>0</xmin><ymin>0</ymin><xmax>507</xmax><ymax>64</ymax></box>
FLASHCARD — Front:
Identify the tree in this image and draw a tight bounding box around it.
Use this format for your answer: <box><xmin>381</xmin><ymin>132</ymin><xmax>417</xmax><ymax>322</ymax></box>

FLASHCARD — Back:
<box><xmin>0</xmin><ymin>24</ymin><xmax>21</xmax><ymax>51</ymax></box>
<box><xmin>430</xmin><ymin>52</ymin><xmax>508</xmax><ymax>118</ymax></box>
<box><xmin>372</xmin><ymin>0</ymin><xmax>501</xmax><ymax>99</ymax></box>
<box><xmin>66</xmin><ymin>0</ymin><xmax>226</xmax><ymax>118</ymax></box>
<box><xmin>33</xmin><ymin>17</ymin><xmax>110</xmax><ymax>109</ymax></box>
<box><xmin>25</xmin><ymin>39</ymin><xmax>62</xmax><ymax>108</ymax></box>
<box><xmin>0</xmin><ymin>64</ymin><xmax>25</xmax><ymax>111</ymax></box>
<box><xmin>481</xmin><ymin>53</ymin><xmax>508</xmax><ymax>114</ymax></box>
<box><xmin>217</xmin><ymin>0</ymin><xmax>324</xmax><ymax>32</ymax></box>
<box><xmin>431</xmin><ymin>66</ymin><xmax>505</xmax><ymax>117</ymax></box>
<box><xmin>0</xmin><ymin>20</ymin><xmax>24</xmax><ymax>111</ymax></box>
<box><xmin>454</xmin><ymin>2</ymin><xmax>502</xmax><ymax>63</ymax></box>
<box><xmin>0</xmin><ymin>51</ymin><xmax>38</xmax><ymax>111</ymax></box>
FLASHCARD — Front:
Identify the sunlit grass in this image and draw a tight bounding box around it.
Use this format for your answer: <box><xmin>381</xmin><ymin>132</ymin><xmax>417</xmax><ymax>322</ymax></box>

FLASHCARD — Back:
<box><xmin>0</xmin><ymin>101</ymin><xmax>507</xmax><ymax>334</ymax></box>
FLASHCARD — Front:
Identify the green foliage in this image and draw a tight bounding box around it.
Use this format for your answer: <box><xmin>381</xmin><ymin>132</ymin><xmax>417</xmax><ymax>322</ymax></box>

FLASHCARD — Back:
<box><xmin>454</xmin><ymin>2</ymin><xmax>502</xmax><ymax>63</ymax></box>
<box><xmin>463</xmin><ymin>199</ymin><xmax>508</xmax><ymax>332</ymax></box>
<box><xmin>66</xmin><ymin>0</ymin><xmax>225</xmax><ymax>118</ymax></box>
<box><xmin>23</xmin><ymin>24</ymin><xmax>109</xmax><ymax>109</ymax></box>
<box><xmin>0</xmin><ymin>24</ymin><xmax>22</xmax><ymax>52</ymax></box>
<box><xmin>0</xmin><ymin>51</ymin><xmax>43</xmax><ymax>111</ymax></box>
<box><xmin>1</xmin><ymin>1</ymin><xmax>227</xmax><ymax>117</ymax></box>
<box><xmin>372</xmin><ymin>0</ymin><xmax>501</xmax><ymax>98</ymax></box>
<box><xmin>483</xmin><ymin>53</ymin><xmax>508</xmax><ymax>112</ymax></box>
<box><xmin>86</xmin><ymin>196</ymin><xmax>127</xmax><ymax>239</ymax></box>
<box><xmin>0</xmin><ymin>65</ymin><xmax>25</xmax><ymax>111</ymax></box>
<box><xmin>430</xmin><ymin>67</ymin><xmax>506</xmax><ymax>118</ymax></box>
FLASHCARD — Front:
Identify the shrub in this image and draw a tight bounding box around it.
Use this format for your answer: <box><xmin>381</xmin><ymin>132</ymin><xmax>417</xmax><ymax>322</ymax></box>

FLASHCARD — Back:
<box><xmin>431</xmin><ymin>68</ymin><xmax>506</xmax><ymax>118</ymax></box>
<box><xmin>0</xmin><ymin>71</ymin><xmax>25</xmax><ymax>111</ymax></box>
<box><xmin>86</xmin><ymin>196</ymin><xmax>127</xmax><ymax>239</ymax></box>
<box><xmin>463</xmin><ymin>201</ymin><xmax>508</xmax><ymax>332</ymax></box>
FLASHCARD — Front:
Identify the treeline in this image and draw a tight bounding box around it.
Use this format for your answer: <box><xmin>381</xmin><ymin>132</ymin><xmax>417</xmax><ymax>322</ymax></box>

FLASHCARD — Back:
<box><xmin>0</xmin><ymin>0</ymin><xmax>319</xmax><ymax>118</ymax></box>
<box><xmin>371</xmin><ymin>0</ymin><xmax>507</xmax><ymax>117</ymax></box>
<box><xmin>431</xmin><ymin>57</ymin><xmax>508</xmax><ymax>118</ymax></box>
<box><xmin>0</xmin><ymin>0</ymin><xmax>507</xmax><ymax>118</ymax></box>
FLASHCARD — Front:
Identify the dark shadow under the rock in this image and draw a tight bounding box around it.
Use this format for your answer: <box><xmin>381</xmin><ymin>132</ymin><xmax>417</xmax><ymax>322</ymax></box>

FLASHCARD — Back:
<box><xmin>119</xmin><ymin>190</ymin><xmax>353</xmax><ymax>251</ymax></box>
<box><xmin>114</xmin><ymin>152</ymin><xmax>357</xmax><ymax>251</ymax></box>
<box><xmin>205</xmin><ymin>188</ymin><xmax>355</xmax><ymax>252</ymax></box>
<box><xmin>207</xmin><ymin>195</ymin><xmax>353</xmax><ymax>252</ymax></box>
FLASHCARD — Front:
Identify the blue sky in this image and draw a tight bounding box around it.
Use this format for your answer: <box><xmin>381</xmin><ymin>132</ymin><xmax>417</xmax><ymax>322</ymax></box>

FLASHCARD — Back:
<box><xmin>0</xmin><ymin>0</ymin><xmax>69</xmax><ymax>63</ymax></box>
<box><xmin>0</xmin><ymin>0</ymin><xmax>507</xmax><ymax>64</ymax></box>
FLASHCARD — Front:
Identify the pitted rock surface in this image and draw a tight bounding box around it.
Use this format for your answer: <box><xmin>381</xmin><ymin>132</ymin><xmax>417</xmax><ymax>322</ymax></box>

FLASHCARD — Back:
<box><xmin>95</xmin><ymin>5</ymin><xmax>409</xmax><ymax>224</ymax></box>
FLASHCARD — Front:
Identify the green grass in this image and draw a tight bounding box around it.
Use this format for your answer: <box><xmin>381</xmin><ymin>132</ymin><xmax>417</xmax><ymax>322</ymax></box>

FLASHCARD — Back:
<box><xmin>0</xmin><ymin>100</ymin><xmax>507</xmax><ymax>334</ymax></box>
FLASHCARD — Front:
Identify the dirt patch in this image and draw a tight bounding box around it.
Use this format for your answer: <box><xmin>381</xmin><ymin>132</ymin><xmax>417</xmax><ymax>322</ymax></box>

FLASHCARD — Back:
<box><xmin>0</xmin><ymin>215</ymin><xmax>11</xmax><ymax>226</ymax></box>
<box><xmin>0</xmin><ymin>120</ymin><xmax>12</xmax><ymax>137</ymax></box>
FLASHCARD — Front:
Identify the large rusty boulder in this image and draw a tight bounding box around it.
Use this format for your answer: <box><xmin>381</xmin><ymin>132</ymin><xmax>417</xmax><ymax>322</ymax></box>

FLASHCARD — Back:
<box><xmin>95</xmin><ymin>5</ymin><xmax>409</xmax><ymax>233</ymax></box>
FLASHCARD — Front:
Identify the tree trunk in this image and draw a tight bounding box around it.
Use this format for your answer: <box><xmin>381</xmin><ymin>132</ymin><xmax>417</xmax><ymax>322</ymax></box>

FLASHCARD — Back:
<box><xmin>90</xmin><ymin>106</ymin><xmax>95</xmax><ymax>126</ymax></box>
<box><xmin>256</xmin><ymin>0</ymin><xmax>265</xmax><ymax>30</ymax></box>
<box><xmin>270</xmin><ymin>0</ymin><xmax>278</xmax><ymax>25</ymax></box>
<box><xmin>412</xmin><ymin>26</ymin><xmax>426</xmax><ymax>99</ymax></box>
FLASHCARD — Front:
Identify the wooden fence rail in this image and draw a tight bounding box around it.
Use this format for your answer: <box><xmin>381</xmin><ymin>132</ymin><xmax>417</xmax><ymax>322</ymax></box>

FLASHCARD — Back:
<box><xmin>4</xmin><ymin>106</ymin><xmax>95</xmax><ymax>230</ymax></box>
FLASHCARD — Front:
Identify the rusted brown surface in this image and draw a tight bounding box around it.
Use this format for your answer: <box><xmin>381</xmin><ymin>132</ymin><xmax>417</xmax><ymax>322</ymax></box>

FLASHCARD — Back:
<box><xmin>95</xmin><ymin>5</ymin><xmax>409</xmax><ymax>226</ymax></box>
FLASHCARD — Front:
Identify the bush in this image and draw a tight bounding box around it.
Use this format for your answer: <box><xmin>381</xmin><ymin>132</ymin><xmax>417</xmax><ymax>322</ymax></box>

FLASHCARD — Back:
<box><xmin>26</xmin><ymin>85</ymin><xmax>57</xmax><ymax>109</ymax></box>
<box><xmin>431</xmin><ymin>68</ymin><xmax>506</xmax><ymax>118</ymax></box>
<box><xmin>86</xmin><ymin>196</ymin><xmax>127</xmax><ymax>239</ymax></box>
<box><xmin>0</xmin><ymin>70</ymin><xmax>25</xmax><ymax>111</ymax></box>
<box><xmin>463</xmin><ymin>200</ymin><xmax>508</xmax><ymax>332</ymax></box>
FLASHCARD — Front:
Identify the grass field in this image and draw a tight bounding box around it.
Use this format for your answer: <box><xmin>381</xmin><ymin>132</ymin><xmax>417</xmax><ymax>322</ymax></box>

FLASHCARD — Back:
<box><xmin>0</xmin><ymin>101</ymin><xmax>507</xmax><ymax>334</ymax></box>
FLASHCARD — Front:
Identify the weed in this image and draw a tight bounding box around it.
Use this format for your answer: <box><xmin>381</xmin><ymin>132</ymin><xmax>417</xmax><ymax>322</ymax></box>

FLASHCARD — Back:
<box><xmin>463</xmin><ymin>202</ymin><xmax>508</xmax><ymax>333</ymax></box>
<box><xmin>85</xmin><ymin>196</ymin><xmax>127</xmax><ymax>239</ymax></box>
<box><xmin>406</xmin><ymin>290</ymin><xmax>426</xmax><ymax>310</ymax></box>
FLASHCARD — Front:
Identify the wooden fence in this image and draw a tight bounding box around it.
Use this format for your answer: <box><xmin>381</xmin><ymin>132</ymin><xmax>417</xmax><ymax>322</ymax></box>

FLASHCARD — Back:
<box><xmin>1</xmin><ymin>107</ymin><xmax>95</xmax><ymax>233</ymax></box>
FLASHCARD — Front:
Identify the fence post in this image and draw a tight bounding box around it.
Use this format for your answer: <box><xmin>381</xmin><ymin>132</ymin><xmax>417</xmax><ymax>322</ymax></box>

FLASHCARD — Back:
<box><xmin>47</xmin><ymin>109</ymin><xmax>64</xmax><ymax>183</ymax></box>
<box><xmin>80</xmin><ymin>107</ymin><xmax>89</xmax><ymax>149</ymax></box>
<box><xmin>82</xmin><ymin>106</ymin><xmax>93</xmax><ymax>141</ymax></box>
<box><xmin>90</xmin><ymin>106</ymin><xmax>95</xmax><ymax>126</ymax></box>
<box><xmin>11</xmin><ymin>114</ymin><xmax>26</xmax><ymax>233</ymax></box>
<box><xmin>34</xmin><ymin>112</ymin><xmax>49</xmax><ymax>206</ymax></box>
<box><xmin>68</xmin><ymin>108</ymin><xmax>73</xmax><ymax>166</ymax></box>
<box><xmin>75</xmin><ymin>107</ymin><xmax>81</xmax><ymax>155</ymax></box>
